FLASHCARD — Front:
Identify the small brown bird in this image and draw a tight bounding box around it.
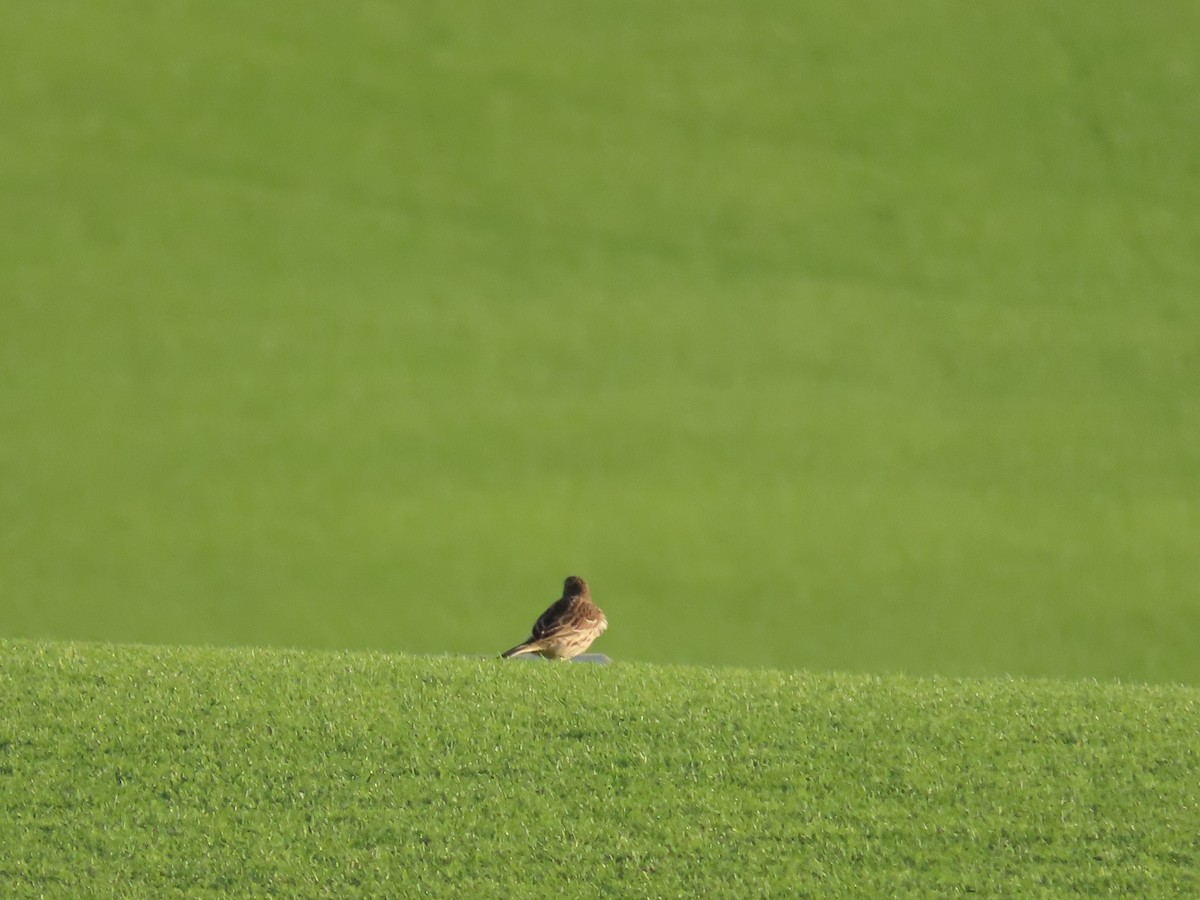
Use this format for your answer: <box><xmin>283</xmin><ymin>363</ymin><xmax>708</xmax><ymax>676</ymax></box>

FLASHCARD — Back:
<box><xmin>501</xmin><ymin>576</ymin><xmax>608</xmax><ymax>660</ymax></box>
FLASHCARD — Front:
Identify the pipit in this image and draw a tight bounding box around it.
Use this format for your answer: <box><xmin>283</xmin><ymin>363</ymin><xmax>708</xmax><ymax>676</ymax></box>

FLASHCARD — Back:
<box><xmin>501</xmin><ymin>575</ymin><xmax>608</xmax><ymax>660</ymax></box>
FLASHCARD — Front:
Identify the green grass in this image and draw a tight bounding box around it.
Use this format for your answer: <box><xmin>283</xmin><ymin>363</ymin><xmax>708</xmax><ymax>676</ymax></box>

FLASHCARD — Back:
<box><xmin>2</xmin><ymin>639</ymin><xmax>1198</xmax><ymax>896</ymax></box>
<box><xmin>2</xmin><ymin>2</ymin><xmax>1199</xmax><ymax>681</ymax></box>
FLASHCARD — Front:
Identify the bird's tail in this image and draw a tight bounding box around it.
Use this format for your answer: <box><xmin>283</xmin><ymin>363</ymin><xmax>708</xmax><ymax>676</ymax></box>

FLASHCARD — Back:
<box><xmin>500</xmin><ymin>641</ymin><xmax>541</xmax><ymax>659</ymax></box>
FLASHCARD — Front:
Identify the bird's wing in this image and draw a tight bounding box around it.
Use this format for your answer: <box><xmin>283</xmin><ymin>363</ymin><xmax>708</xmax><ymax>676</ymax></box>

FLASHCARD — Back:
<box><xmin>531</xmin><ymin>596</ymin><xmax>573</xmax><ymax>639</ymax></box>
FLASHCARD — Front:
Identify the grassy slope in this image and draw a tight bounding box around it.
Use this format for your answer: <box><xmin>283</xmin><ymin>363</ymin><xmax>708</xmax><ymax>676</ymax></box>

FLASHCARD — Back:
<box><xmin>2</xmin><ymin>640</ymin><xmax>1197</xmax><ymax>896</ymax></box>
<box><xmin>2</xmin><ymin>2</ymin><xmax>1199</xmax><ymax>682</ymax></box>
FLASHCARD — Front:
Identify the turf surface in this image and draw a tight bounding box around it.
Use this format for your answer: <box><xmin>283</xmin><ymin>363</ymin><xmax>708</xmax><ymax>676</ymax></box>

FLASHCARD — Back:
<box><xmin>2</xmin><ymin>639</ymin><xmax>1197</xmax><ymax>895</ymax></box>
<box><xmin>2</xmin><ymin>3</ymin><xmax>1199</xmax><ymax>680</ymax></box>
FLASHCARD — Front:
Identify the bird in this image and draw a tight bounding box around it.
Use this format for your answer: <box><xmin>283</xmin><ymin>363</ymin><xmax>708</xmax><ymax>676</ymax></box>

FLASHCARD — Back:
<box><xmin>501</xmin><ymin>576</ymin><xmax>608</xmax><ymax>660</ymax></box>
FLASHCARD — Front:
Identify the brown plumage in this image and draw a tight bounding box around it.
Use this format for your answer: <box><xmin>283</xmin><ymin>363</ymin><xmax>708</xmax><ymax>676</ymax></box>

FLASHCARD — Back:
<box><xmin>501</xmin><ymin>576</ymin><xmax>608</xmax><ymax>660</ymax></box>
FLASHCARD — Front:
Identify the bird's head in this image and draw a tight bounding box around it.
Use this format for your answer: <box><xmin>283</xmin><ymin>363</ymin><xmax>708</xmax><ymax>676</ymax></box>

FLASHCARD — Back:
<box><xmin>563</xmin><ymin>575</ymin><xmax>589</xmax><ymax>597</ymax></box>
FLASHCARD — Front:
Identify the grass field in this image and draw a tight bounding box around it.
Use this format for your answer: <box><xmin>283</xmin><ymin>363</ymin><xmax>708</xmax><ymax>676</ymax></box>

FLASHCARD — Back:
<box><xmin>2</xmin><ymin>639</ymin><xmax>1198</xmax><ymax>895</ymax></box>
<box><xmin>2</xmin><ymin>3</ymin><xmax>1199</xmax><ymax>681</ymax></box>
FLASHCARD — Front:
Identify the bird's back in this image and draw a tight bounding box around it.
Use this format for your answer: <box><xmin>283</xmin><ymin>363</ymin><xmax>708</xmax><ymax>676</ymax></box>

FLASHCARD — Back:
<box><xmin>532</xmin><ymin>594</ymin><xmax>578</xmax><ymax>639</ymax></box>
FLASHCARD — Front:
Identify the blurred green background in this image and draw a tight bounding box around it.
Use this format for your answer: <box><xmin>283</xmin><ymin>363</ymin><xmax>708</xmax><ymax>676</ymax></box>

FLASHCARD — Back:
<box><xmin>3</xmin><ymin>2</ymin><xmax>1197</xmax><ymax>681</ymax></box>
